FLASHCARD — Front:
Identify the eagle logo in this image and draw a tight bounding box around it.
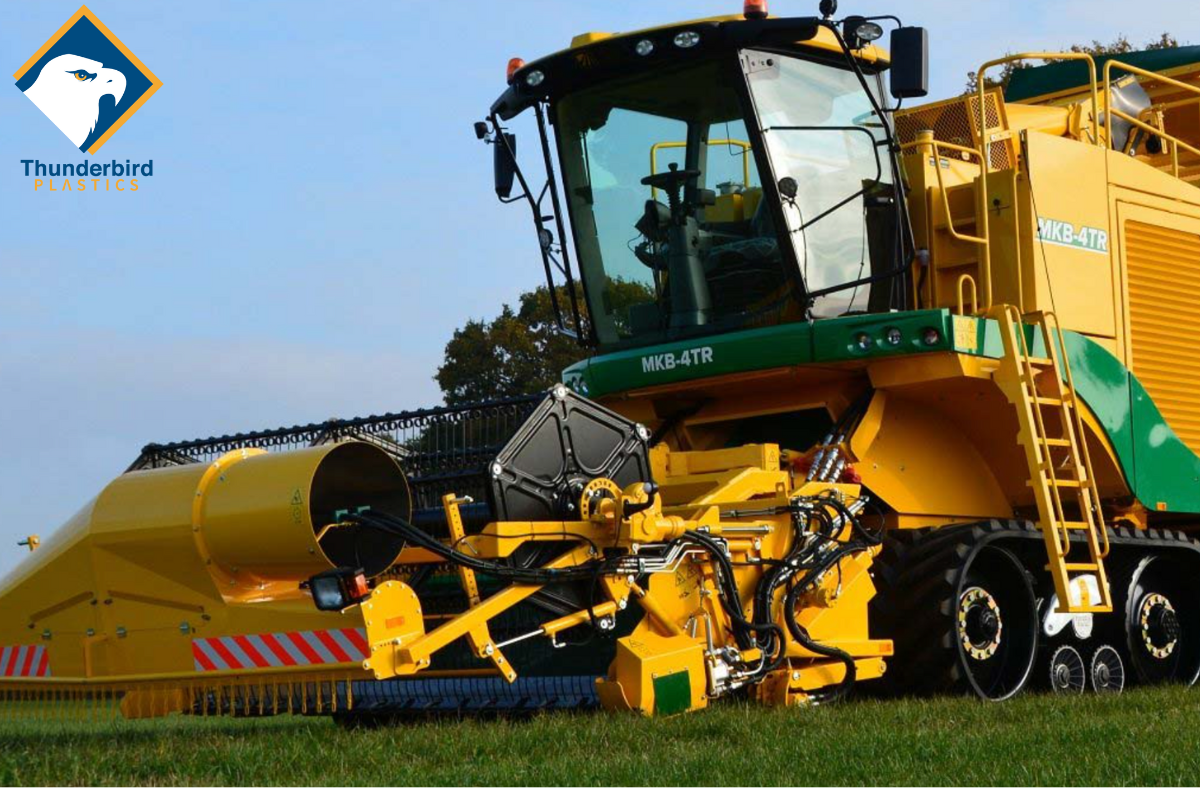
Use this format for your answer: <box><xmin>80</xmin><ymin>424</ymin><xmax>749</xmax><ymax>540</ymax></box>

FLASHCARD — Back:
<box><xmin>13</xmin><ymin>6</ymin><xmax>161</xmax><ymax>155</ymax></box>
<box><xmin>23</xmin><ymin>54</ymin><xmax>127</xmax><ymax>149</ymax></box>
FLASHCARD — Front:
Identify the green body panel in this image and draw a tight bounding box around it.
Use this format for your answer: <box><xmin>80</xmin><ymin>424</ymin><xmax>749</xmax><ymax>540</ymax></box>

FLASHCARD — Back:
<box><xmin>563</xmin><ymin>311</ymin><xmax>1200</xmax><ymax>516</ymax></box>
<box><xmin>562</xmin><ymin>310</ymin><xmax>956</xmax><ymax>398</ymax></box>
<box><xmin>652</xmin><ymin>670</ymin><xmax>692</xmax><ymax>716</ymax></box>
<box><xmin>1005</xmin><ymin>45</ymin><xmax>1200</xmax><ymax>102</ymax></box>
<box><xmin>1003</xmin><ymin>326</ymin><xmax>1200</xmax><ymax>514</ymax></box>
<box><xmin>1130</xmin><ymin>373</ymin><xmax>1200</xmax><ymax>512</ymax></box>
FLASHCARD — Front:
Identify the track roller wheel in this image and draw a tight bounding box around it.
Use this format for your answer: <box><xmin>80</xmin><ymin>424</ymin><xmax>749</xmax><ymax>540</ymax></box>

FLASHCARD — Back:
<box><xmin>954</xmin><ymin>546</ymin><xmax>1038</xmax><ymax>699</ymax></box>
<box><xmin>1047</xmin><ymin>645</ymin><xmax>1085</xmax><ymax>694</ymax></box>
<box><xmin>1089</xmin><ymin>645</ymin><xmax>1125</xmax><ymax>693</ymax></box>
<box><xmin>873</xmin><ymin>523</ymin><xmax>1039</xmax><ymax>700</ymax></box>
<box><xmin>1113</xmin><ymin>554</ymin><xmax>1200</xmax><ymax>685</ymax></box>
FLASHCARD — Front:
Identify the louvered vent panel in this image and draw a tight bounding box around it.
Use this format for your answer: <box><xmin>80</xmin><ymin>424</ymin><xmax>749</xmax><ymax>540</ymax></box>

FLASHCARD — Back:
<box><xmin>1126</xmin><ymin>220</ymin><xmax>1200</xmax><ymax>453</ymax></box>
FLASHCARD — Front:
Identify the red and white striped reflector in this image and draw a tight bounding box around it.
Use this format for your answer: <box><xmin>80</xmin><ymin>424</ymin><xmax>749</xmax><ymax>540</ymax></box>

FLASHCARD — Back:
<box><xmin>191</xmin><ymin>628</ymin><xmax>369</xmax><ymax>672</ymax></box>
<box><xmin>0</xmin><ymin>644</ymin><xmax>51</xmax><ymax>677</ymax></box>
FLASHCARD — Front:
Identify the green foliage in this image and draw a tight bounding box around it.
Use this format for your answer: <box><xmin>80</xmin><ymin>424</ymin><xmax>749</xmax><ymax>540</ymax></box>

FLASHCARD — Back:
<box><xmin>965</xmin><ymin>32</ymin><xmax>1181</xmax><ymax>94</ymax></box>
<box><xmin>435</xmin><ymin>278</ymin><xmax>656</xmax><ymax>405</ymax></box>
<box><xmin>435</xmin><ymin>286</ymin><xmax>588</xmax><ymax>405</ymax></box>
<box><xmin>2</xmin><ymin>686</ymin><xmax>1200</xmax><ymax>785</ymax></box>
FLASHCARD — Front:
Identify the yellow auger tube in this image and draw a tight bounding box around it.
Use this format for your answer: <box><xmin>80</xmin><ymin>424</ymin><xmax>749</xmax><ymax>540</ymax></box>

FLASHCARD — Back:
<box><xmin>0</xmin><ymin>442</ymin><xmax>408</xmax><ymax>687</ymax></box>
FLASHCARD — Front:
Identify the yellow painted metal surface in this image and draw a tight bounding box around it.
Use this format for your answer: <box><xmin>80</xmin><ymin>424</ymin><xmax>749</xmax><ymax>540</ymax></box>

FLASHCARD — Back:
<box><xmin>361</xmin><ymin>580</ymin><xmax>425</xmax><ymax>680</ymax></box>
<box><xmin>1124</xmin><ymin>219</ymin><xmax>1200</xmax><ymax>453</ymax></box>
<box><xmin>848</xmin><ymin>390</ymin><xmax>1011</xmax><ymax>519</ymax></box>
<box><xmin>0</xmin><ymin>443</ymin><xmax>411</xmax><ymax>685</ymax></box>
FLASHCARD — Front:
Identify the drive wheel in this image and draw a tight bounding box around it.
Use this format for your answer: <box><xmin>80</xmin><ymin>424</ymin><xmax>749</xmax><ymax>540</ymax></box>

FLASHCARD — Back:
<box><xmin>1047</xmin><ymin>645</ymin><xmax>1086</xmax><ymax>694</ymax></box>
<box><xmin>1116</xmin><ymin>555</ymin><xmax>1200</xmax><ymax>685</ymax></box>
<box><xmin>1090</xmin><ymin>644</ymin><xmax>1125</xmax><ymax>693</ymax></box>
<box><xmin>953</xmin><ymin>546</ymin><xmax>1039</xmax><ymax>700</ymax></box>
<box><xmin>872</xmin><ymin>523</ymin><xmax>1040</xmax><ymax>700</ymax></box>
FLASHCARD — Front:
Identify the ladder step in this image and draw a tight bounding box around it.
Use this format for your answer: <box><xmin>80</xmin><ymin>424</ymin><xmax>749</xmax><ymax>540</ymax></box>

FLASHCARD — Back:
<box><xmin>1063</xmin><ymin>604</ymin><xmax>1114</xmax><ymax>614</ymax></box>
<box><xmin>1040</xmin><ymin>438</ymin><xmax>1071</xmax><ymax>447</ymax></box>
<box><xmin>1049</xmin><ymin>478</ymin><xmax>1082</xmax><ymax>488</ymax></box>
<box><xmin>1058</xmin><ymin>521</ymin><xmax>1093</xmax><ymax>530</ymax></box>
<box><xmin>1024</xmin><ymin>356</ymin><xmax>1055</xmax><ymax>367</ymax></box>
<box><xmin>1063</xmin><ymin>563</ymin><xmax>1100</xmax><ymax>571</ymax></box>
<box><xmin>1034</xmin><ymin>396</ymin><xmax>1069</xmax><ymax>407</ymax></box>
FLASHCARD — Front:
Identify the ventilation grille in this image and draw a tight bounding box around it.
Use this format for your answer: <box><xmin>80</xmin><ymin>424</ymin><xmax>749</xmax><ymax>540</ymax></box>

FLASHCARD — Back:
<box><xmin>1126</xmin><ymin>220</ymin><xmax>1200</xmax><ymax>453</ymax></box>
<box><xmin>894</xmin><ymin>89</ymin><xmax>1014</xmax><ymax>171</ymax></box>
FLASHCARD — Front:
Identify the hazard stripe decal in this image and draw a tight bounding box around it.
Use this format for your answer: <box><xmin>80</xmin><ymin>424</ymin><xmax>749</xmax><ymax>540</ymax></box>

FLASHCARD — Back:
<box><xmin>191</xmin><ymin>628</ymin><xmax>368</xmax><ymax>672</ymax></box>
<box><xmin>0</xmin><ymin>645</ymin><xmax>51</xmax><ymax>677</ymax></box>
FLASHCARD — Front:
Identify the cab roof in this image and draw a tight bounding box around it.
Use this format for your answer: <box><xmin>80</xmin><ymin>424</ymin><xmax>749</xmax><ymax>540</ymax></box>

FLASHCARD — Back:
<box><xmin>566</xmin><ymin>14</ymin><xmax>888</xmax><ymax>63</ymax></box>
<box><xmin>491</xmin><ymin>14</ymin><xmax>889</xmax><ymax>120</ymax></box>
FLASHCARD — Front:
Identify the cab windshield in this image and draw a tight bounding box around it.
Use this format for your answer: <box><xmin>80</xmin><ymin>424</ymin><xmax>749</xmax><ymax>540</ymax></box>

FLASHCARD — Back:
<box><xmin>555</xmin><ymin>52</ymin><xmax>893</xmax><ymax>348</ymax></box>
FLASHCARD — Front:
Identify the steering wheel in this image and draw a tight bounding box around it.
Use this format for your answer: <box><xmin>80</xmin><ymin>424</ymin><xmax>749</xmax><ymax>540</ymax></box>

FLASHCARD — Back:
<box><xmin>640</xmin><ymin>162</ymin><xmax>702</xmax><ymax>192</ymax></box>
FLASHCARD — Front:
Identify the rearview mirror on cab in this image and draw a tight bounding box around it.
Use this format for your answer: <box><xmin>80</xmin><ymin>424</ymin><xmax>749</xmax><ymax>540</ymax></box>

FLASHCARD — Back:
<box><xmin>889</xmin><ymin>27</ymin><xmax>929</xmax><ymax>99</ymax></box>
<box><xmin>494</xmin><ymin>132</ymin><xmax>518</xmax><ymax>199</ymax></box>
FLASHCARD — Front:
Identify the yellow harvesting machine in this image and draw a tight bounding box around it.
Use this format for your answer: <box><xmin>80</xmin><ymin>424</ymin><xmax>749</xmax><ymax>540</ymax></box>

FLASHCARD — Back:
<box><xmin>8</xmin><ymin>1</ymin><xmax>1200</xmax><ymax>720</ymax></box>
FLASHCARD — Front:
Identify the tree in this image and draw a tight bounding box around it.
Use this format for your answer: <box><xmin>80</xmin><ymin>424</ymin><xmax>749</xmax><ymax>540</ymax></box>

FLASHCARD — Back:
<box><xmin>436</xmin><ymin>286</ymin><xmax>588</xmax><ymax>405</ymax></box>
<box><xmin>436</xmin><ymin>278</ymin><xmax>658</xmax><ymax>404</ymax></box>
<box><xmin>965</xmin><ymin>33</ymin><xmax>1181</xmax><ymax>94</ymax></box>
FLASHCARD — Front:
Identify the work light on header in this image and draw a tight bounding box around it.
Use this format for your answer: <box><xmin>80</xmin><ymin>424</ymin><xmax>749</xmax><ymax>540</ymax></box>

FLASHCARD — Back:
<box><xmin>307</xmin><ymin>567</ymin><xmax>369</xmax><ymax>612</ymax></box>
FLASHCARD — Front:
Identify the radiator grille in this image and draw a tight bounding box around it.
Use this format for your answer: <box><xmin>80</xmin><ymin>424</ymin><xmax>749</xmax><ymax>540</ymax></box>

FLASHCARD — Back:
<box><xmin>1126</xmin><ymin>220</ymin><xmax>1200</xmax><ymax>453</ymax></box>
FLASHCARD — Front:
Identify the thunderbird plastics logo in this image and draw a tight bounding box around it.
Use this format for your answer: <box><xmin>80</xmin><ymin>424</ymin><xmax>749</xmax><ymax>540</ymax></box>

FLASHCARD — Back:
<box><xmin>13</xmin><ymin>6</ymin><xmax>161</xmax><ymax>154</ymax></box>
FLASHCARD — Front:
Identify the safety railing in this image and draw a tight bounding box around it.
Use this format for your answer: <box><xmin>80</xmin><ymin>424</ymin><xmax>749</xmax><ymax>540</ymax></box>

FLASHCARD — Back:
<box><xmin>967</xmin><ymin>54</ymin><xmax>1103</xmax><ymax>315</ymax></box>
<box><xmin>1103</xmin><ymin>60</ymin><xmax>1200</xmax><ymax>179</ymax></box>
<box><xmin>899</xmin><ymin>133</ymin><xmax>991</xmax><ymax>313</ymax></box>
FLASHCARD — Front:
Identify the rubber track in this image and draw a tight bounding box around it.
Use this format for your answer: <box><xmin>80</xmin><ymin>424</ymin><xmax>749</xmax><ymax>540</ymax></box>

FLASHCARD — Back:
<box><xmin>870</xmin><ymin>520</ymin><xmax>1200</xmax><ymax>697</ymax></box>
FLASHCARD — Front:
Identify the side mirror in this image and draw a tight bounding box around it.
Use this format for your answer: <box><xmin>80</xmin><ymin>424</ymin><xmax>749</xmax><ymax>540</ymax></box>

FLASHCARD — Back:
<box><xmin>889</xmin><ymin>27</ymin><xmax>929</xmax><ymax>99</ymax></box>
<box><xmin>494</xmin><ymin>133</ymin><xmax>518</xmax><ymax>199</ymax></box>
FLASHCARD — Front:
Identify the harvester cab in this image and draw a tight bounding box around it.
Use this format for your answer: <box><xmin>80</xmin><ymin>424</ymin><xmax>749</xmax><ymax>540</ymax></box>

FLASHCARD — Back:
<box><xmin>482</xmin><ymin>6</ymin><xmax>928</xmax><ymax>345</ymax></box>
<box><xmin>8</xmin><ymin>1</ymin><xmax>1200</xmax><ymax>724</ymax></box>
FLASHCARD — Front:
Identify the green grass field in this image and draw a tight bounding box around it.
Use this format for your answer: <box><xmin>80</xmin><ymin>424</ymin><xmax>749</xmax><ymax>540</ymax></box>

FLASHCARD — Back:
<box><xmin>1</xmin><ymin>685</ymin><xmax>1198</xmax><ymax>786</ymax></box>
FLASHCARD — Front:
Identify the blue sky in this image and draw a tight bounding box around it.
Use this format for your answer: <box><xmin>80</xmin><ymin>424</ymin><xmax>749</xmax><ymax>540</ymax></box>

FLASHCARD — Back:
<box><xmin>0</xmin><ymin>0</ymin><xmax>1191</xmax><ymax>576</ymax></box>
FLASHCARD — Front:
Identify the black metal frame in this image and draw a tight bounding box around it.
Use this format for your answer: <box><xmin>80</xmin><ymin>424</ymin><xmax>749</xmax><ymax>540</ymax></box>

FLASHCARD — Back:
<box><xmin>487</xmin><ymin>104</ymin><xmax>588</xmax><ymax>344</ymax></box>
<box><xmin>129</xmin><ymin>395</ymin><xmax>544</xmax><ymax>514</ymax></box>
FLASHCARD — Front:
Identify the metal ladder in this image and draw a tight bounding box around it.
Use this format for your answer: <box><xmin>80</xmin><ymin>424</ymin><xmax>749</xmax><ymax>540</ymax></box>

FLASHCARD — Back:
<box><xmin>992</xmin><ymin>306</ymin><xmax>1113</xmax><ymax>614</ymax></box>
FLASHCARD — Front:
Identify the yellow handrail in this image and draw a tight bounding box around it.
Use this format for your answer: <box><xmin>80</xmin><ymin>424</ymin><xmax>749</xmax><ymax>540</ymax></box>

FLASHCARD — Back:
<box><xmin>956</xmin><ymin>275</ymin><xmax>979</xmax><ymax>317</ymax></box>
<box><xmin>1104</xmin><ymin>59</ymin><xmax>1200</xmax><ymax>178</ymax></box>
<box><xmin>900</xmin><ymin>136</ymin><xmax>989</xmax><ymax>243</ymax></box>
<box><xmin>971</xmin><ymin>54</ymin><xmax>1101</xmax><ymax>314</ymax></box>
<box><xmin>649</xmin><ymin>139</ymin><xmax>752</xmax><ymax>200</ymax></box>
<box><xmin>901</xmin><ymin>134</ymin><xmax>990</xmax><ymax>313</ymax></box>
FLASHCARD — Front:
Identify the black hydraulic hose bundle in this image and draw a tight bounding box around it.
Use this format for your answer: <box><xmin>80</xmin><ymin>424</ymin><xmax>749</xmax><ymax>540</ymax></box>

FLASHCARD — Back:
<box><xmin>675</xmin><ymin>529</ymin><xmax>782</xmax><ymax>657</ymax></box>
<box><xmin>758</xmin><ymin>491</ymin><xmax>877</xmax><ymax>701</ymax></box>
<box><xmin>783</xmin><ymin>543</ymin><xmax>864</xmax><ymax>702</ymax></box>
